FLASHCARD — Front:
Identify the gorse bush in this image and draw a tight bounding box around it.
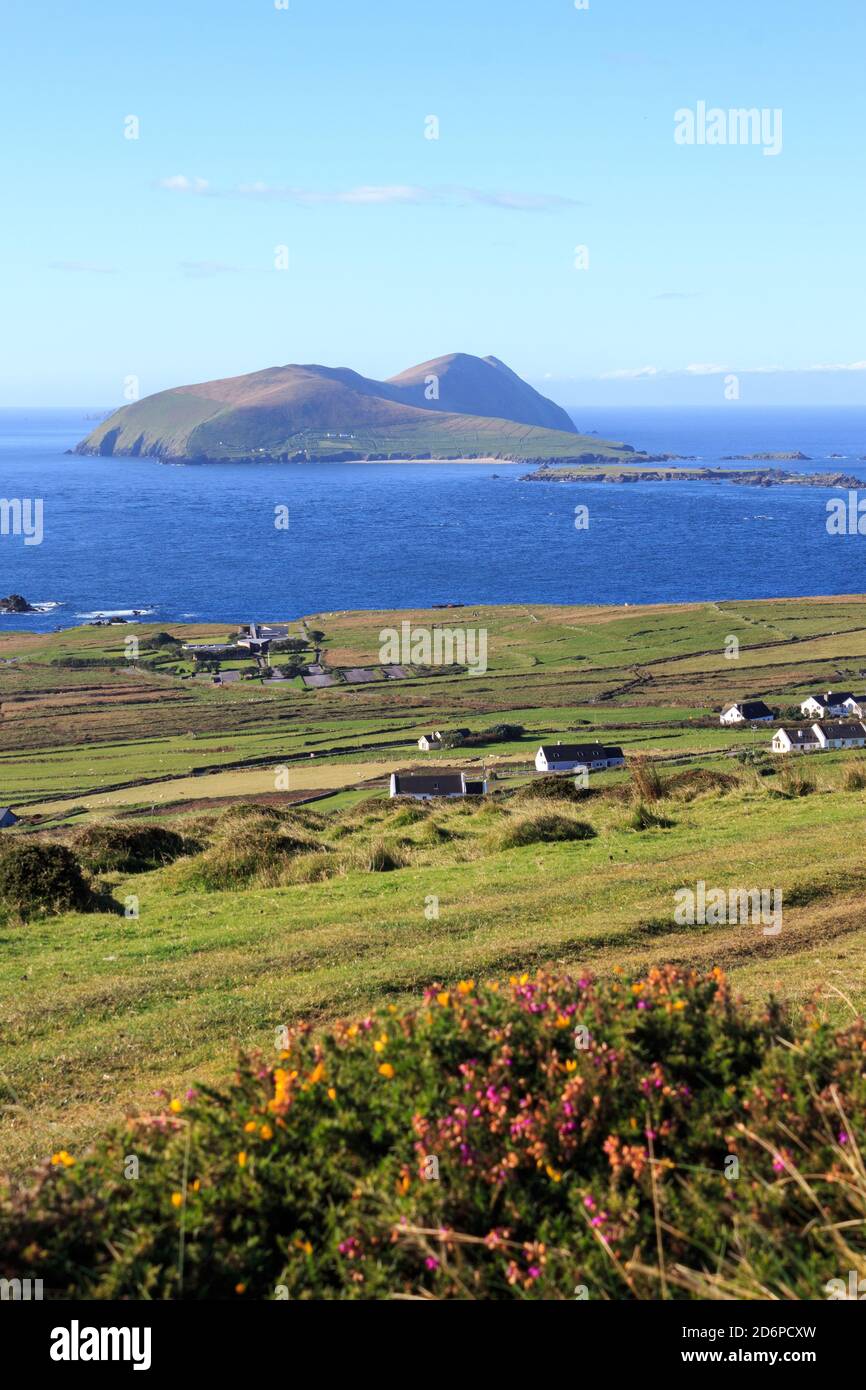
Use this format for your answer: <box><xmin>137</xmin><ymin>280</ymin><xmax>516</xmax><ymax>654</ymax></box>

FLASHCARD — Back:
<box><xmin>0</xmin><ymin>842</ymin><xmax>94</xmax><ymax>921</ymax></box>
<box><xmin>2</xmin><ymin>967</ymin><xmax>864</xmax><ymax>1300</ymax></box>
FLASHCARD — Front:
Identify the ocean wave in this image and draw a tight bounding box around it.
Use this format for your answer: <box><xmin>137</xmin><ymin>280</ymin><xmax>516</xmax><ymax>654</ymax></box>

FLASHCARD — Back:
<box><xmin>75</xmin><ymin>607</ymin><xmax>156</xmax><ymax>618</ymax></box>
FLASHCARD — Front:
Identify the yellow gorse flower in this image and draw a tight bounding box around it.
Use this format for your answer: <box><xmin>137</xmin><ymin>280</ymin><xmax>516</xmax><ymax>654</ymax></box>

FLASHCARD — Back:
<box><xmin>378</xmin><ymin>1062</ymin><xmax>395</xmax><ymax>1079</ymax></box>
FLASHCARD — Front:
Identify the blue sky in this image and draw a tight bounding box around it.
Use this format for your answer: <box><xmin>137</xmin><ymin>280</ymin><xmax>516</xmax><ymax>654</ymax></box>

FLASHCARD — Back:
<box><xmin>2</xmin><ymin>0</ymin><xmax>865</xmax><ymax>407</ymax></box>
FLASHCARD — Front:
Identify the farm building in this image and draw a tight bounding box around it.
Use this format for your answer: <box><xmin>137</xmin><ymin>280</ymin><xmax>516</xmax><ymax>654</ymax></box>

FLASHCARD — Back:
<box><xmin>534</xmin><ymin>743</ymin><xmax>625</xmax><ymax>774</ymax></box>
<box><xmin>0</xmin><ymin>807</ymin><xmax>19</xmax><ymax>829</ymax></box>
<box><xmin>417</xmin><ymin>734</ymin><xmax>442</xmax><ymax>751</ymax></box>
<box><xmin>389</xmin><ymin>771</ymin><xmax>488</xmax><ymax>799</ymax></box>
<box><xmin>719</xmin><ymin>700</ymin><xmax>773</xmax><ymax>724</ymax></box>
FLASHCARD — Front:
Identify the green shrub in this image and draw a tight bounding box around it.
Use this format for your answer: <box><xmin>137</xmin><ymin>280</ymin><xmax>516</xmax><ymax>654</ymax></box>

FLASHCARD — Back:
<box><xmin>3</xmin><ymin>967</ymin><xmax>864</xmax><ymax>1300</ymax></box>
<box><xmin>0</xmin><ymin>842</ymin><xmax>93</xmax><ymax>921</ymax></box>
<box><xmin>509</xmin><ymin>775</ymin><xmax>589</xmax><ymax>805</ymax></box>
<box><xmin>71</xmin><ymin>822</ymin><xmax>195</xmax><ymax>874</ymax></box>
<box><xmin>497</xmin><ymin>812</ymin><xmax>596</xmax><ymax>850</ymax></box>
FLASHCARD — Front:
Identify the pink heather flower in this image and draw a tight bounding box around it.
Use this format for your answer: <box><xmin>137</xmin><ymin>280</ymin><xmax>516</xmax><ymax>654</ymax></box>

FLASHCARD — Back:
<box><xmin>584</xmin><ymin>1195</ymin><xmax>596</xmax><ymax>1210</ymax></box>
<box><xmin>839</xmin><ymin>1132</ymin><xmax>849</xmax><ymax>1145</ymax></box>
<box><xmin>425</xmin><ymin>1257</ymin><xmax>439</xmax><ymax>1271</ymax></box>
<box><xmin>772</xmin><ymin>1156</ymin><xmax>784</xmax><ymax>1173</ymax></box>
<box><xmin>527</xmin><ymin>1266</ymin><xmax>541</xmax><ymax>1279</ymax></box>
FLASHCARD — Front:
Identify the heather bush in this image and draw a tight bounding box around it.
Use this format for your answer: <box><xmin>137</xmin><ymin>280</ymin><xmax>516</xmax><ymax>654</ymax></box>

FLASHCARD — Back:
<box><xmin>4</xmin><ymin>968</ymin><xmax>862</xmax><ymax>1300</ymax></box>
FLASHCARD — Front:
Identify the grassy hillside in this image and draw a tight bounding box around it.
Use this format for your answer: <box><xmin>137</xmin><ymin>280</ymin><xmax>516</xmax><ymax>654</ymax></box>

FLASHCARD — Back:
<box><xmin>3</xmin><ymin>595</ymin><xmax>866</xmax><ymax>1183</ymax></box>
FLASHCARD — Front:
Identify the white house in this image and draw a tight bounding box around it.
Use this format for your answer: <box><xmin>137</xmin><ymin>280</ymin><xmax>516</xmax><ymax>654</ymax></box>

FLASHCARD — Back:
<box><xmin>843</xmin><ymin>696</ymin><xmax>866</xmax><ymax>718</ymax></box>
<box><xmin>417</xmin><ymin>734</ymin><xmax>442</xmax><ymax>751</ymax></box>
<box><xmin>720</xmin><ymin>700</ymin><xmax>773</xmax><ymax>725</ymax></box>
<box><xmin>389</xmin><ymin>771</ymin><xmax>488</xmax><ymax>799</ymax></box>
<box><xmin>534</xmin><ymin>743</ymin><xmax>625</xmax><ymax>774</ymax></box>
<box><xmin>800</xmin><ymin>691</ymin><xmax>853</xmax><ymax>718</ymax></box>
<box><xmin>771</xmin><ymin>725</ymin><xmax>821</xmax><ymax>753</ymax></box>
<box><xmin>813</xmin><ymin>720</ymin><xmax>866</xmax><ymax>750</ymax></box>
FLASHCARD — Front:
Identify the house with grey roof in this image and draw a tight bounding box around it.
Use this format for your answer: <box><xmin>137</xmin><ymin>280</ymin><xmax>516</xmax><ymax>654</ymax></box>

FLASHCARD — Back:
<box><xmin>389</xmin><ymin>770</ymin><xmax>488</xmax><ymax>799</ymax></box>
<box><xmin>534</xmin><ymin>743</ymin><xmax>625</xmax><ymax>774</ymax></box>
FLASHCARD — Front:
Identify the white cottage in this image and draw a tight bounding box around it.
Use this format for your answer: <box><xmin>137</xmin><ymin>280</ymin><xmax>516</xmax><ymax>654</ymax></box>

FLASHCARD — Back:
<box><xmin>390</xmin><ymin>771</ymin><xmax>488</xmax><ymax>799</ymax></box>
<box><xmin>800</xmin><ymin>691</ymin><xmax>853</xmax><ymax>718</ymax></box>
<box><xmin>720</xmin><ymin>700</ymin><xmax>773</xmax><ymax>725</ymax></box>
<box><xmin>534</xmin><ymin>743</ymin><xmax>625</xmax><ymax>774</ymax></box>
<box><xmin>771</xmin><ymin>726</ymin><xmax>821</xmax><ymax>753</ymax></box>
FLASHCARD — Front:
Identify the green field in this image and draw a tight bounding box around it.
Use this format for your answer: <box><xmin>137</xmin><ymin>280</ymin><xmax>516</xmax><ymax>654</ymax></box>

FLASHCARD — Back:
<box><xmin>3</xmin><ymin>595</ymin><xmax>866</xmax><ymax>1175</ymax></box>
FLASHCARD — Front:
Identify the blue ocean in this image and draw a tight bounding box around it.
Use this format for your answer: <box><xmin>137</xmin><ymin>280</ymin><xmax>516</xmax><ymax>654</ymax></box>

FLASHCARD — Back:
<box><xmin>2</xmin><ymin>407</ymin><xmax>866</xmax><ymax>632</ymax></box>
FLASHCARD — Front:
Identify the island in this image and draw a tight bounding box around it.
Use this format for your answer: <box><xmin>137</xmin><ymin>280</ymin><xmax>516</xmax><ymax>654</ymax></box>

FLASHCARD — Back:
<box><xmin>520</xmin><ymin>464</ymin><xmax>863</xmax><ymax>488</ymax></box>
<box><xmin>72</xmin><ymin>353</ymin><xmax>644</xmax><ymax>465</ymax></box>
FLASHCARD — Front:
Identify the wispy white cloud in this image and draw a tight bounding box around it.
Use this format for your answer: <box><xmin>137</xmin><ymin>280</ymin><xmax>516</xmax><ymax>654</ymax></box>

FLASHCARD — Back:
<box><xmin>158</xmin><ymin>174</ymin><xmax>209</xmax><ymax>193</ymax></box>
<box><xmin>157</xmin><ymin>177</ymin><xmax>580</xmax><ymax>211</ymax></box>
<box><xmin>599</xmin><ymin>365</ymin><xmax>660</xmax><ymax>380</ymax></box>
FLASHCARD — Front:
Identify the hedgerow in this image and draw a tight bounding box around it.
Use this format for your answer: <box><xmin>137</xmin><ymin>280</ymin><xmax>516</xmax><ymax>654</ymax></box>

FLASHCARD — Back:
<box><xmin>1</xmin><ymin>967</ymin><xmax>864</xmax><ymax>1299</ymax></box>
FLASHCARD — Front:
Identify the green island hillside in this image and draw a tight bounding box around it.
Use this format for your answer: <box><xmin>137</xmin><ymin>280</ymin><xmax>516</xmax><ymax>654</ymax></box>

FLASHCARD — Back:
<box><xmin>73</xmin><ymin>354</ymin><xmax>640</xmax><ymax>464</ymax></box>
